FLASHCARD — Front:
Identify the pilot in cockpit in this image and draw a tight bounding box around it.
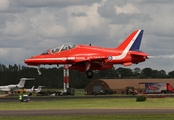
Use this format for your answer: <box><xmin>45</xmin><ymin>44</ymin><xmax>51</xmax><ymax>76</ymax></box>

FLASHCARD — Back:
<box><xmin>68</xmin><ymin>45</ymin><xmax>71</xmax><ymax>49</ymax></box>
<box><xmin>49</xmin><ymin>44</ymin><xmax>76</xmax><ymax>53</ymax></box>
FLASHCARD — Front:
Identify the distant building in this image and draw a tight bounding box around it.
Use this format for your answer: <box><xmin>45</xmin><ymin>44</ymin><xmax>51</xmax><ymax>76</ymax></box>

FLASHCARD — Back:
<box><xmin>85</xmin><ymin>79</ymin><xmax>174</xmax><ymax>95</ymax></box>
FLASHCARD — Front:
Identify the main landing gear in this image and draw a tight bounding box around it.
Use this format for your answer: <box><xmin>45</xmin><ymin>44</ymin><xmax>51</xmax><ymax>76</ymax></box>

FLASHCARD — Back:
<box><xmin>85</xmin><ymin>62</ymin><xmax>93</xmax><ymax>79</ymax></box>
<box><xmin>86</xmin><ymin>70</ymin><xmax>93</xmax><ymax>79</ymax></box>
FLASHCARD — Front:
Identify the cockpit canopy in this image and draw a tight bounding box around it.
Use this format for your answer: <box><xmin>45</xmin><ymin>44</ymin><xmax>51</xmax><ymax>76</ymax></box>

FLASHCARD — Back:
<box><xmin>42</xmin><ymin>44</ymin><xmax>76</xmax><ymax>55</ymax></box>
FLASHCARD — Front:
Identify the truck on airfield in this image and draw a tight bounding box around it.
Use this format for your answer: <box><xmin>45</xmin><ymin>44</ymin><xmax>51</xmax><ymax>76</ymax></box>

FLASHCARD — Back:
<box><xmin>144</xmin><ymin>82</ymin><xmax>174</xmax><ymax>94</ymax></box>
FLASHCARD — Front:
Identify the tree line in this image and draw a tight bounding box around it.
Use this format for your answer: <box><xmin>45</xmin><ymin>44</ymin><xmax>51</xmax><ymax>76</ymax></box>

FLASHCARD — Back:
<box><xmin>0</xmin><ymin>64</ymin><xmax>174</xmax><ymax>89</ymax></box>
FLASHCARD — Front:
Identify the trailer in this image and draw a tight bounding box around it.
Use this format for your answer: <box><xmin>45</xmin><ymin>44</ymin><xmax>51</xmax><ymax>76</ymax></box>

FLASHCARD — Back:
<box><xmin>140</xmin><ymin>82</ymin><xmax>174</xmax><ymax>94</ymax></box>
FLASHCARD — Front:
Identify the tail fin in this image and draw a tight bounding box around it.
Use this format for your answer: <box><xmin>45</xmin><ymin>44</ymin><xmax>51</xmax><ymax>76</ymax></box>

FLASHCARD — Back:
<box><xmin>38</xmin><ymin>86</ymin><xmax>42</xmax><ymax>92</ymax></box>
<box><xmin>33</xmin><ymin>86</ymin><xmax>44</xmax><ymax>93</ymax></box>
<box><xmin>17</xmin><ymin>78</ymin><xmax>35</xmax><ymax>88</ymax></box>
<box><xmin>116</xmin><ymin>30</ymin><xmax>144</xmax><ymax>51</ymax></box>
<box><xmin>31</xmin><ymin>86</ymin><xmax>35</xmax><ymax>92</ymax></box>
<box><xmin>37</xmin><ymin>86</ymin><xmax>44</xmax><ymax>92</ymax></box>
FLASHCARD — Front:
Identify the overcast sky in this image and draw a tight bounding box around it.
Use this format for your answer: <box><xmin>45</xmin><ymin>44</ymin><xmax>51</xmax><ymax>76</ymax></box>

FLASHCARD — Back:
<box><xmin>0</xmin><ymin>0</ymin><xmax>174</xmax><ymax>73</ymax></box>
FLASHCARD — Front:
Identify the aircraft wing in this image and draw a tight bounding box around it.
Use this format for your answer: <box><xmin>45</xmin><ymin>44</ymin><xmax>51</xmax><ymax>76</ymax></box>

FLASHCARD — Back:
<box><xmin>69</xmin><ymin>56</ymin><xmax>114</xmax><ymax>72</ymax></box>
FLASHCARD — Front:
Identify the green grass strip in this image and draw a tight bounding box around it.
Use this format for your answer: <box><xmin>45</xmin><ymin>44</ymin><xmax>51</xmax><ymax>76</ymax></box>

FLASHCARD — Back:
<box><xmin>0</xmin><ymin>98</ymin><xmax>174</xmax><ymax>110</ymax></box>
<box><xmin>1</xmin><ymin>114</ymin><xmax>174</xmax><ymax>120</ymax></box>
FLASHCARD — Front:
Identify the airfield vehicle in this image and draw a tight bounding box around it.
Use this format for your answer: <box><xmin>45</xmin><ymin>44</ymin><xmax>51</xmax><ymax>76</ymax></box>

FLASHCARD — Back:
<box><xmin>144</xmin><ymin>82</ymin><xmax>174</xmax><ymax>94</ymax></box>
<box><xmin>19</xmin><ymin>95</ymin><xmax>30</xmax><ymax>102</ymax></box>
<box><xmin>125</xmin><ymin>86</ymin><xmax>138</xmax><ymax>95</ymax></box>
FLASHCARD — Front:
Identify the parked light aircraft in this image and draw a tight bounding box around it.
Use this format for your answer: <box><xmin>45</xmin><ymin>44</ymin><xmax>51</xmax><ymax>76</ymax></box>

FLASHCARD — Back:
<box><xmin>26</xmin><ymin>86</ymin><xmax>35</xmax><ymax>93</ymax></box>
<box><xmin>24</xmin><ymin>30</ymin><xmax>148</xmax><ymax>79</ymax></box>
<box><xmin>33</xmin><ymin>86</ymin><xmax>45</xmax><ymax>93</ymax></box>
<box><xmin>25</xmin><ymin>86</ymin><xmax>44</xmax><ymax>93</ymax></box>
<box><xmin>0</xmin><ymin>78</ymin><xmax>35</xmax><ymax>92</ymax></box>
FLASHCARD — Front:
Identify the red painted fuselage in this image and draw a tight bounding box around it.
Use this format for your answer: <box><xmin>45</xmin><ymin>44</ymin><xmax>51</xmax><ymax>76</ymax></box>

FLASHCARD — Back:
<box><xmin>24</xmin><ymin>30</ymin><xmax>148</xmax><ymax>76</ymax></box>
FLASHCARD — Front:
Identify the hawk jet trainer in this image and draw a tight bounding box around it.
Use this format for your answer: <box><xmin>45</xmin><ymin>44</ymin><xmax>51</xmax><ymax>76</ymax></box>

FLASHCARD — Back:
<box><xmin>24</xmin><ymin>30</ymin><xmax>148</xmax><ymax>79</ymax></box>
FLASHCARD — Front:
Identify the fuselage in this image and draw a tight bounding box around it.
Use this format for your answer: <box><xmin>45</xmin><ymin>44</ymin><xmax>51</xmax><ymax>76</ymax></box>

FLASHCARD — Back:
<box><xmin>24</xmin><ymin>44</ymin><xmax>147</xmax><ymax>66</ymax></box>
<box><xmin>0</xmin><ymin>85</ymin><xmax>18</xmax><ymax>92</ymax></box>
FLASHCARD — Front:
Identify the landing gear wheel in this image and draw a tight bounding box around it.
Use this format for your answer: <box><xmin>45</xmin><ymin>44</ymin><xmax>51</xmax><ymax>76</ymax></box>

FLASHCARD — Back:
<box><xmin>86</xmin><ymin>70</ymin><xmax>93</xmax><ymax>79</ymax></box>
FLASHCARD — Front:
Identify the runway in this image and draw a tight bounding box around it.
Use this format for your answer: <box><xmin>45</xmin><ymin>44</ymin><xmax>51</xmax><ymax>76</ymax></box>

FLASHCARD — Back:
<box><xmin>0</xmin><ymin>95</ymin><xmax>137</xmax><ymax>102</ymax></box>
<box><xmin>0</xmin><ymin>109</ymin><xmax>174</xmax><ymax>116</ymax></box>
<box><xmin>0</xmin><ymin>94</ymin><xmax>173</xmax><ymax>102</ymax></box>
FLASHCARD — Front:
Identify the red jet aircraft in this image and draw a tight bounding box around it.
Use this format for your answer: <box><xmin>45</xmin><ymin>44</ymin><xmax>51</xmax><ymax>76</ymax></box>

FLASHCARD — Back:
<box><xmin>24</xmin><ymin>30</ymin><xmax>148</xmax><ymax>79</ymax></box>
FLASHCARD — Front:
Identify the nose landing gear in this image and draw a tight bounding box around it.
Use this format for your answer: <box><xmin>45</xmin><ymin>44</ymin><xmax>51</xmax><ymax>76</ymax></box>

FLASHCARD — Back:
<box><xmin>37</xmin><ymin>65</ymin><xmax>42</xmax><ymax>75</ymax></box>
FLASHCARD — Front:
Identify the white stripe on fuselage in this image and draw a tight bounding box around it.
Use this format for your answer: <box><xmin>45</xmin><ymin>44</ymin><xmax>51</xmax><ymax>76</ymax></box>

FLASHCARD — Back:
<box><xmin>112</xmin><ymin>30</ymin><xmax>141</xmax><ymax>60</ymax></box>
<box><xmin>28</xmin><ymin>57</ymin><xmax>76</xmax><ymax>61</ymax></box>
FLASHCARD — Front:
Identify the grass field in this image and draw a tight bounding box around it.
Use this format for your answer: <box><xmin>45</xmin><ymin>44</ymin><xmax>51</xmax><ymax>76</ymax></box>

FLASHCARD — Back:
<box><xmin>0</xmin><ymin>97</ymin><xmax>174</xmax><ymax>119</ymax></box>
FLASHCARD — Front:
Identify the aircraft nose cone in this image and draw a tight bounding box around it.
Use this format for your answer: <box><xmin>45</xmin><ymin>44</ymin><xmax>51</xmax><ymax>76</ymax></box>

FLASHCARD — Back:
<box><xmin>24</xmin><ymin>56</ymin><xmax>35</xmax><ymax>64</ymax></box>
<box><xmin>24</xmin><ymin>56</ymin><xmax>39</xmax><ymax>66</ymax></box>
<box><xmin>24</xmin><ymin>57</ymin><xmax>34</xmax><ymax>64</ymax></box>
<box><xmin>24</xmin><ymin>59</ymin><xmax>29</xmax><ymax>64</ymax></box>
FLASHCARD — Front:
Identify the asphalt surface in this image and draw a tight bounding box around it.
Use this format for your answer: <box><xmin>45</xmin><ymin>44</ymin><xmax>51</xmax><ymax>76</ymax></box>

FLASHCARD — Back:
<box><xmin>0</xmin><ymin>95</ymin><xmax>138</xmax><ymax>102</ymax></box>
<box><xmin>0</xmin><ymin>94</ymin><xmax>173</xmax><ymax>102</ymax></box>
<box><xmin>0</xmin><ymin>109</ymin><xmax>174</xmax><ymax>116</ymax></box>
<box><xmin>0</xmin><ymin>95</ymin><xmax>174</xmax><ymax>116</ymax></box>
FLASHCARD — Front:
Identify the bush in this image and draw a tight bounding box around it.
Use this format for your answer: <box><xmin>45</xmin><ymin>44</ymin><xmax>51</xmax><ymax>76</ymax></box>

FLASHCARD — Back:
<box><xmin>136</xmin><ymin>95</ymin><xmax>147</xmax><ymax>102</ymax></box>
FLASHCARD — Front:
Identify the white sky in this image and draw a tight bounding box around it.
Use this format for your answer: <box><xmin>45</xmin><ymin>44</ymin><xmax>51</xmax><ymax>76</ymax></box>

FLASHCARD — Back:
<box><xmin>0</xmin><ymin>0</ymin><xmax>174</xmax><ymax>73</ymax></box>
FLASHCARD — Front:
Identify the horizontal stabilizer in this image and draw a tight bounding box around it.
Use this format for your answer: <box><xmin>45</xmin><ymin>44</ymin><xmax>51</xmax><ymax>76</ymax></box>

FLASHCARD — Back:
<box><xmin>130</xmin><ymin>52</ymin><xmax>149</xmax><ymax>57</ymax></box>
<box><xmin>124</xmin><ymin>62</ymin><xmax>132</xmax><ymax>66</ymax></box>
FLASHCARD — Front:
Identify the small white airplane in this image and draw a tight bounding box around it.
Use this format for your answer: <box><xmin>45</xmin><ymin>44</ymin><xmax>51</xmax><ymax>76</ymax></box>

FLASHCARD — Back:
<box><xmin>33</xmin><ymin>86</ymin><xmax>45</xmax><ymax>93</ymax></box>
<box><xmin>26</xmin><ymin>86</ymin><xmax>44</xmax><ymax>93</ymax></box>
<box><xmin>0</xmin><ymin>78</ymin><xmax>35</xmax><ymax>92</ymax></box>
